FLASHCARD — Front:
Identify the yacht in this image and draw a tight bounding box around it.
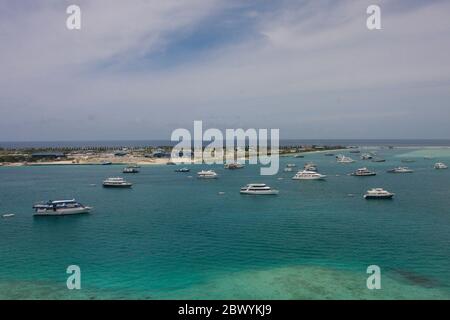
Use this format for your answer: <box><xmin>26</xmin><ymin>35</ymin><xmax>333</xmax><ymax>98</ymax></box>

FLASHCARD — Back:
<box><xmin>292</xmin><ymin>170</ymin><xmax>326</xmax><ymax>180</ymax></box>
<box><xmin>387</xmin><ymin>167</ymin><xmax>414</xmax><ymax>173</ymax></box>
<box><xmin>240</xmin><ymin>183</ymin><xmax>279</xmax><ymax>195</ymax></box>
<box><xmin>175</xmin><ymin>167</ymin><xmax>190</xmax><ymax>172</ymax></box>
<box><xmin>336</xmin><ymin>155</ymin><xmax>355</xmax><ymax>163</ymax></box>
<box><xmin>224</xmin><ymin>162</ymin><xmax>245</xmax><ymax>169</ymax></box>
<box><xmin>123</xmin><ymin>166</ymin><xmax>139</xmax><ymax>173</ymax></box>
<box><xmin>33</xmin><ymin>199</ymin><xmax>92</xmax><ymax>216</ymax></box>
<box><xmin>361</xmin><ymin>153</ymin><xmax>373</xmax><ymax>160</ymax></box>
<box><xmin>364</xmin><ymin>188</ymin><xmax>394</xmax><ymax>199</ymax></box>
<box><xmin>350</xmin><ymin>167</ymin><xmax>376</xmax><ymax>176</ymax></box>
<box><xmin>197</xmin><ymin>170</ymin><xmax>218</xmax><ymax>179</ymax></box>
<box><xmin>434</xmin><ymin>162</ymin><xmax>448</xmax><ymax>169</ymax></box>
<box><xmin>103</xmin><ymin>177</ymin><xmax>133</xmax><ymax>188</ymax></box>
<box><xmin>304</xmin><ymin>162</ymin><xmax>317</xmax><ymax>171</ymax></box>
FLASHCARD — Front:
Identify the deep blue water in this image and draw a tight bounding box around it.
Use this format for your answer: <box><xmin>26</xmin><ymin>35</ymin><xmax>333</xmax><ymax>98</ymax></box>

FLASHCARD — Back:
<box><xmin>0</xmin><ymin>147</ymin><xmax>449</xmax><ymax>299</ymax></box>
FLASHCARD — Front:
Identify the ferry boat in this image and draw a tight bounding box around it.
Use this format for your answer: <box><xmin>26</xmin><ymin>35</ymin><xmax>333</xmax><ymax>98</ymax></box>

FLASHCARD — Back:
<box><xmin>434</xmin><ymin>162</ymin><xmax>448</xmax><ymax>169</ymax></box>
<box><xmin>175</xmin><ymin>167</ymin><xmax>190</xmax><ymax>172</ymax></box>
<box><xmin>240</xmin><ymin>184</ymin><xmax>278</xmax><ymax>195</ymax></box>
<box><xmin>103</xmin><ymin>177</ymin><xmax>133</xmax><ymax>188</ymax></box>
<box><xmin>364</xmin><ymin>188</ymin><xmax>394</xmax><ymax>199</ymax></box>
<box><xmin>336</xmin><ymin>155</ymin><xmax>355</xmax><ymax>163</ymax></box>
<box><xmin>123</xmin><ymin>167</ymin><xmax>139</xmax><ymax>173</ymax></box>
<box><xmin>197</xmin><ymin>170</ymin><xmax>218</xmax><ymax>179</ymax></box>
<box><xmin>387</xmin><ymin>167</ymin><xmax>414</xmax><ymax>173</ymax></box>
<box><xmin>350</xmin><ymin>168</ymin><xmax>376</xmax><ymax>176</ymax></box>
<box><xmin>224</xmin><ymin>162</ymin><xmax>245</xmax><ymax>169</ymax></box>
<box><xmin>292</xmin><ymin>170</ymin><xmax>326</xmax><ymax>180</ymax></box>
<box><xmin>33</xmin><ymin>199</ymin><xmax>92</xmax><ymax>216</ymax></box>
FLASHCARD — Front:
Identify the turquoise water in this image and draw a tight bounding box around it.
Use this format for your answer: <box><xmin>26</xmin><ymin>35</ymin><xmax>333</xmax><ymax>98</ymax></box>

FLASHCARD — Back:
<box><xmin>1</xmin><ymin>147</ymin><xmax>450</xmax><ymax>299</ymax></box>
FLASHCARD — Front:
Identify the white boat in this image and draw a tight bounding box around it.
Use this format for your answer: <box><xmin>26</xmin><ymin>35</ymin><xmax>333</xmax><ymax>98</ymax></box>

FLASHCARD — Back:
<box><xmin>103</xmin><ymin>177</ymin><xmax>133</xmax><ymax>188</ymax></box>
<box><xmin>336</xmin><ymin>155</ymin><xmax>355</xmax><ymax>163</ymax></box>
<box><xmin>286</xmin><ymin>163</ymin><xmax>297</xmax><ymax>168</ymax></box>
<box><xmin>283</xmin><ymin>167</ymin><xmax>293</xmax><ymax>172</ymax></box>
<box><xmin>387</xmin><ymin>167</ymin><xmax>414</xmax><ymax>173</ymax></box>
<box><xmin>224</xmin><ymin>162</ymin><xmax>245</xmax><ymax>169</ymax></box>
<box><xmin>123</xmin><ymin>166</ymin><xmax>139</xmax><ymax>173</ymax></box>
<box><xmin>434</xmin><ymin>162</ymin><xmax>448</xmax><ymax>169</ymax></box>
<box><xmin>292</xmin><ymin>170</ymin><xmax>326</xmax><ymax>180</ymax></box>
<box><xmin>304</xmin><ymin>162</ymin><xmax>317</xmax><ymax>171</ymax></box>
<box><xmin>175</xmin><ymin>167</ymin><xmax>190</xmax><ymax>172</ymax></box>
<box><xmin>350</xmin><ymin>167</ymin><xmax>376</xmax><ymax>176</ymax></box>
<box><xmin>197</xmin><ymin>170</ymin><xmax>218</xmax><ymax>179</ymax></box>
<box><xmin>33</xmin><ymin>199</ymin><xmax>92</xmax><ymax>216</ymax></box>
<box><xmin>364</xmin><ymin>188</ymin><xmax>394</xmax><ymax>199</ymax></box>
<box><xmin>240</xmin><ymin>183</ymin><xmax>279</xmax><ymax>195</ymax></box>
<box><xmin>361</xmin><ymin>153</ymin><xmax>373</xmax><ymax>160</ymax></box>
<box><xmin>2</xmin><ymin>213</ymin><xmax>15</xmax><ymax>218</ymax></box>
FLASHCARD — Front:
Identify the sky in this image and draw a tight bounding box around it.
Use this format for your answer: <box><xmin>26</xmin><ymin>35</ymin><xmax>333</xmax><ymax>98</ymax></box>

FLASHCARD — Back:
<box><xmin>0</xmin><ymin>0</ymin><xmax>449</xmax><ymax>141</ymax></box>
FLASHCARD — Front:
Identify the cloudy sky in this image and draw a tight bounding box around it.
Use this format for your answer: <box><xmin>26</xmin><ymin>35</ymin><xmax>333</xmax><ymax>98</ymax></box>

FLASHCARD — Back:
<box><xmin>0</xmin><ymin>0</ymin><xmax>449</xmax><ymax>141</ymax></box>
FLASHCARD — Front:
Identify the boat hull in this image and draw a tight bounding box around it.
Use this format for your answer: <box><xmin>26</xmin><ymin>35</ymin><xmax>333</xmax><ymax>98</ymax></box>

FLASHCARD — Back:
<box><xmin>240</xmin><ymin>190</ymin><xmax>279</xmax><ymax>195</ymax></box>
<box><xmin>364</xmin><ymin>195</ymin><xmax>394</xmax><ymax>199</ymax></box>
<box><xmin>103</xmin><ymin>184</ymin><xmax>132</xmax><ymax>188</ymax></box>
<box><xmin>34</xmin><ymin>207</ymin><xmax>92</xmax><ymax>216</ymax></box>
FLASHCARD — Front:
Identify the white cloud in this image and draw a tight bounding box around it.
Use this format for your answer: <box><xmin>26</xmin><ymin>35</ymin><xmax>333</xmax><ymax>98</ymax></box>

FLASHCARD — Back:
<box><xmin>1</xmin><ymin>0</ymin><xmax>449</xmax><ymax>140</ymax></box>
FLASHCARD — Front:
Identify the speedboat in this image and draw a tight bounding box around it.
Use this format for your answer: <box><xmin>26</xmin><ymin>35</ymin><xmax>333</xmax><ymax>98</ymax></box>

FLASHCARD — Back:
<box><xmin>304</xmin><ymin>162</ymin><xmax>317</xmax><ymax>171</ymax></box>
<box><xmin>361</xmin><ymin>154</ymin><xmax>373</xmax><ymax>160</ymax></box>
<box><xmin>33</xmin><ymin>199</ymin><xmax>92</xmax><ymax>216</ymax></box>
<box><xmin>240</xmin><ymin>183</ymin><xmax>279</xmax><ymax>195</ymax></box>
<box><xmin>2</xmin><ymin>213</ymin><xmax>15</xmax><ymax>218</ymax></box>
<box><xmin>364</xmin><ymin>188</ymin><xmax>394</xmax><ymax>199</ymax></box>
<box><xmin>336</xmin><ymin>155</ymin><xmax>355</xmax><ymax>163</ymax></box>
<box><xmin>175</xmin><ymin>167</ymin><xmax>190</xmax><ymax>172</ymax></box>
<box><xmin>123</xmin><ymin>166</ymin><xmax>139</xmax><ymax>173</ymax></box>
<box><xmin>101</xmin><ymin>161</ymin><xmax>112</xmax><ymax>165</ymax></box>
<box><xmin>103</xmin><ymin>177</ymin><xmax>133</xmax><ymax>188</ymax></box>
<box><xmin>324</xmin><ymin>153</ymin><xmax>335</xmax><ymax>156</ymax></box>
<box><xmin>434</xmin><ymin>162</ymin><xmax>448</xmax><ymax>169</ymax></box>
<box><xmin>292</xmin><ymin>170</ymin><xmax>326</xmax><ymax>180</ymax></box>
<box><xmin>387</xmin><ymin>167</ymin><xmax>414</xmax><ymax>173</ymax></box>
<box><xmin>372</xmin><ymin>158</ymin><xmax>386</xmax><ymax>162</ymax></box>
<box><xmin>401</xmin><ymin>159</ymin><xmax>416</xmax><ymax>163</ymax></box>
<box><xmin>197</xmin><ymin>170</ymin><xmax>218</xmax><ymax>179</ymax></box>
<box><xmin>294</xmin><ymin>154</ymin><xmax>304</xmax><ymax>158</ymax></box>
<box><xmin>224</xmin><ymin>162</ymin><xmax>245</xmax><ymax>169</ymax></box>
<box><xmin>286</xmin><ymin>163</ymin><xmax>297</xmax><ymax>168</ymax></box>
<box><xmin>350</xmin><ymin>167</ymin><xmax>376</xmax><ymax>176</ymax></box>
<box><xmin>284</xmin><ymin>167</ymin><xmax>293</xmax><ymax>172</ymax></box>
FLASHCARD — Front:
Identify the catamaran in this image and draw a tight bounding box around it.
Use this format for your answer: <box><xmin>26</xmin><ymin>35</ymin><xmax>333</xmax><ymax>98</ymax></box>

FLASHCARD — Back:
<box><xmin>240</xmin><ymin>184</ymin><xmax>279</xmax><ymax>195</ymax></box>
<box><xmin>33</xmin><ymin>199</ymin><xmax>92</xmax><ymax>216</ymax></box>
<box><xmin>292</xmin><ymin>170</ymin><xmax>326</xmax><ymax>180</ymax></box>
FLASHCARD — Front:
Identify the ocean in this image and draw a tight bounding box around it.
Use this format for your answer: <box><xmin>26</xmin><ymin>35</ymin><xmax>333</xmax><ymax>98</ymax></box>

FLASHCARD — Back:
<box><xmin>0</xmin><ymin>146</ymin><xmax>449</xmax><ymax>299</ymax></box>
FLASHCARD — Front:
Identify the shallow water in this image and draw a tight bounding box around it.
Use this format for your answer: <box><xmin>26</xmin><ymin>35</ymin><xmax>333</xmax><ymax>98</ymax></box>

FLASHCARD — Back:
<box><xmin>0</xmin><ymin>147</ymin><xmax>449</xmax><ymax>299</ymax></box>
